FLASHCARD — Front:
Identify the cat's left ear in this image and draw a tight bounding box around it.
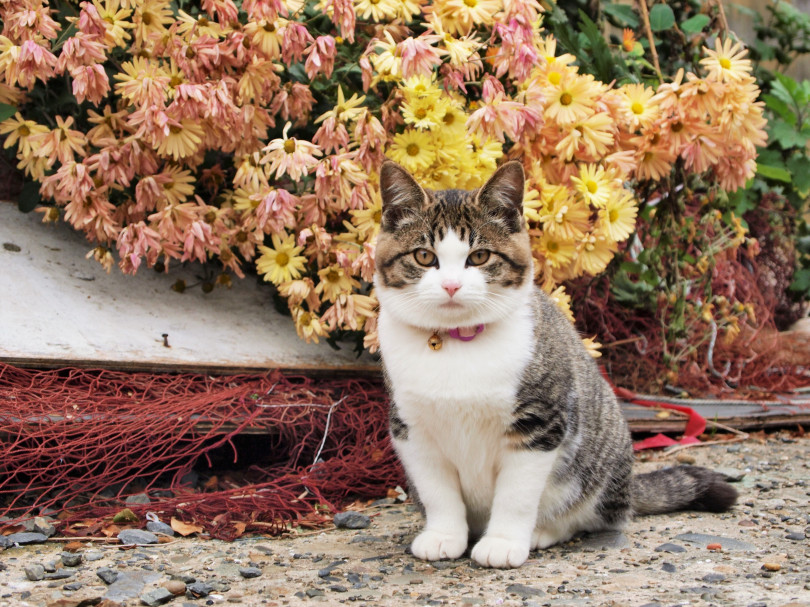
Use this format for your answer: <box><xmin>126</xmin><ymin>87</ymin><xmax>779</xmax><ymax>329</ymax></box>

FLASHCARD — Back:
<box><xmin>477</xmin><ymin>161</ymin><xmax>525</xmax><ymax>232</ymax></box>
<box><xmin>379</xmin><ymin>160</ymin><xmax>428</xmax><ymax>232</ymax></box>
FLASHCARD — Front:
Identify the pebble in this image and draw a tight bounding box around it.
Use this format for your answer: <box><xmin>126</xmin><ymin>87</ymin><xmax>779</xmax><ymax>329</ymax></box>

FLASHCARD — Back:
<box><xmin>24</xmin><ymin>516</ymin><xmax>56</xmax><ymax>537</ymax></box>
<box><xmin>140</xmin><ymin>587</ymin><xmax>174</xmax><ymax>606</ymax></box>
<box><xmin>676</xmin><ymin>453</ymin><xmax>696</xmax><ymax>464</ymax></box>
<box><xmin>6</xmin><ymin>532</ymin><xmax>48</xmax><ymax>545</ymax></box>
<box><xmin>24</xmin><ymin>564</ymin><xmax>46</xmax><ymax>581</ymax></box>
<box><xmin>305</xmin><ymin>588</ymin><xmax>325</xmax><ymax>598</ymax></box>
<box><xmin>163</xmin><ymin>580</ymin><xmax>186</xmax><ymax>595</ymax></box>
<box><xmin>186</xmin><ymin>581</ymin><xmax>214</xmax><ymax>598</ymax></box>
<box><xmin>61</xmin><ymin>552</ymin><xmax>83</xmax><ymax>567</ymax></box>
<box><xmin>785</xmin><ymin>532</ymin><xmax>805</xmax><ymax>541</ymax></box>
<box><xmin>762</xmin><ymin>562</ymin><xmax>781</xmax><ymax>571</ymax></box>
<box><xmin>707</xmin><ymin>543</ymin><xmax>723</xmax><ymax>551</ymax></box>
<box><xmin>238</xmin><ymin>566</ymin><xmax>262</xmax><ymax>579</ymax></box>
<box><xmin>505</xmin><ymin>583</ymin><xmax>544</xmax><ymax>597</ymax></box>
<box><xmin>661</xmin><ymin>562</ymin><xmax>677</xmax><ymax>573</ymax></box>
<box><xmin>654</xmin><ymin>542</ymin><xmax>686</xmax><ymax>553</ymax></box>
<box><xmin>96</xmin><ymin>567</ymin><xmax>119</xmax><ymax>585</ymax></box>
<box><xmin>118</xmin><ymin>529</ymin><xmax>159</xmax><ymax>545</ymax></box>
<box><xmin>146</xmin><ymin>521</ymin><xmax>175</xmax><ymax>536</ymax></box>
<box><xmin>126</xmin><ymin>493</ymin><xmax>152</xmax><ymax>505</ymax></box>
<box><xmin>333</xmin><ymin>511</ymin><xmax>372</xmax><ymax>529</ymax></box>
<box><xmin>0</xmin><ymin>535</ymin><xmax>10</xmax><ymax>549</ymax></box>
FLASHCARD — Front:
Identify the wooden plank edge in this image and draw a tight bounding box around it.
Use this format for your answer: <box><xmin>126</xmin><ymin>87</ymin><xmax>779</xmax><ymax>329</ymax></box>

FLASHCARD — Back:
<box><xmin>0</xmin><ymin>356</ymin><xmax>382</xmax><ymax>378</ymax></box>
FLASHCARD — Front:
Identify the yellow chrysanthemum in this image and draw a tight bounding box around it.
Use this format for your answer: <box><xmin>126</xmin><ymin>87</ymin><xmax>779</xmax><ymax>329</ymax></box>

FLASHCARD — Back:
<box><xmin>156</xmin><ymin>120</ymin><xmax>204</xmax><ymax>161</ymax></box>
<box><xmin>570</xmin><ymin>163</ymin><xmax>616</xmax><ymax>208</ymax></box>
<box><xmin>350</xmin><ymin>196</ymin><xmax>382</xmax><ymax>240</ymax></box>
<box><xmin>315</xmin><ymin>86</ymin><xmax>367</xmax><ymax>125</ymax></box>
<box><xmin>256</xmin><ymin>232</ymin><xmax>308</xmax><ymax>285</ymax></box>
<box><xmin>93</xmin><ymin>0</ymin><xmax>135</xmax><ymax>47</ymax></box>
<box><xmin>621</xmin><ymin>83</ymin><xmax>660</xmax><ymax>130</ymax></box>
<box><xmin>315</xmin><ymin>264</ymin><xmax>360</xmax><ymax>303</ymax></box>
<box><xmin>581</xmin><ymin>336</ymin><xmax>602</xmax><ymax>358</ymax></box>
<box><xmin>0</xmin><ymin>113</ymin><xmax>48</xmax><ymax>157</ymax></box>
<box><xmin>575</xmin><ymin>232</ymin><xmax>618</xmax><ymax>276</ymax></box>
<box><xmin>292</xmin><ymin>306</ymin><xmax>328</xmax><ymax>343</ymax></box>
<box><xmin>546</xmin><ymin>285</ymin><xmax>575</xmax><ymax>323</ymax></box>
<box><xmin>536</xmin><ymin>230</ymin><xmax>577</xmax><ymax>269</ymax></box>
<box><xmin>700</xmin><ymin>38</ymin><xmax>752</xmax><ymax>83</ymax></box>
<box><xmin>402</xmin><ymin>96</ymin><xmax>442</xmax><ymax>130</ymax></box>
<box><xmin>387</xmin><ymin>129</ymin><xmax>436</xmax><ymax>172</ymax></box>
<box><xmin>597</xmin><ymin>191</ymin><xmax>638</xmax><ymax>243</ymax></box>
<box><xmin>544</xmin><ymin>74</ymin><xmax>600</xmax><ymax>125</ymax></box>
<box><xmin>354</xmin><ymin>0</ymin><xmax>400</xmax><ymax>22</ymax></box>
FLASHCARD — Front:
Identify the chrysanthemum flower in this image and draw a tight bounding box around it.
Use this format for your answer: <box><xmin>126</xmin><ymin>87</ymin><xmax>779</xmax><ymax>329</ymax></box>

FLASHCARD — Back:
<box><xmin>354</xmin><ymin>0</ymin><xmax>400</xmax><ymax>22</ymax></box>
<box><xmin>351</xmin><ymin>196</ymin><xmax>382</xmax><ymax>240</ymax></box>
<box><xmin>536</xmin><ymin>230</ymin><xmax>577</xmax><ymax>270</ymax></box>
<box><xmin>256</xmin><ymin>232</ymin><xmax>308</xmax><ymax>285</ymax></box>
<box><xmin>537</xmin><ymin>194</ymin><xmax>590</xmax><ymax>241</ymax></box>
<box><xmin>575</xmin><ymin>232</ymin><xmax>618</xmax><ymax>276</ymax></box>
<box><xmin>132</xmin><ymin>0</ymin><xmax>174</xmax><ymax>46</ymax></box>
<box><xmin>440</xmin><ymin>0</ymin><xmax>501</xmax><ymax>35</ymax></box>
<box><xmin>387</xmin><ymin>129</ymin><xmax>436</xmax><ymax>172</ymax></box>
<box><xmin>620</xmin><ymin>83</ymin><xmax>660</xmax><ymax>130</ymax></box>
<box><xmin>597</xmin><ymin>191</ymin><xmax>637</xmax><ymax>243</ymax></box>
<box><xmin>635</xmin><ymin>145</ymin><xmax>676</xmax><ymax>182</ymax></box>
<box><xmin>292</xmin><ymin>306</ymin><xmax>328</xmax><ymax>343</ymax></box>
<box><xmin>0</xmin><ymin>113</ymin><xmax>49</xmax><ymax>158</ymax></box>
<box><xmin>70</xmin><ymin>64</ymin><xmax>110</xmax><ymax>105</ymax></box>
<box><xmin>555</xmin><ymin>112</ymin><xmax>615</xmax><ymax>161</ymax></box>
<box><xmin>398</xmin><ymin>34</ymin><xmax>444</xmax><ymax>79</ymax></box>
<box><xmin>304</xmin><ymin>35</ymin><xmax>337</xmax><ymax>80</ymax></box>
<box><xmin>570</xmin><ymin>163</ymin><xmax>616</xmax><ymax>208</ymax></box>
<box><xmin>547</xmin><ymin>285</ymin><xmax>575</xmax><ymax>323</ymax></box>
<box><xmin>316</xmin><ymin>264</ymin><xmax>360</xmax><ymax>303</ymax></box>
<box><xmin>315</xmin><ymin>86</ymin><xmax>366</xmax><ymax>125</ymax></box>
<box><xmin>92</xmin><ymin>0</ymin><xmax>135</xmax><ymax>48</ymax></box>
<box><xmin>30</xmin><ymin>115</ymin><xmax>87</xmax><ymax>166</ymax></box>
<box><xmin>156</xmin><ymin>119</ymin><xmax>205</xmax><ymax>161</ymax></box>
<box><xmin>176</xmin><ymin>10</ymin><xmax>224</xmax><ymax>39</ymax></box>
<box><xmin>114</xmin><ymin>57</ymin><xmax>169</xmax><ymax>108</ymax></box>
<box><xmin>262</xmin><ymin>124</ymin><xmax>322</xmax><ymax>181</ymax></box>
<box><xmin>544</xmin><ymin>74</ymin><xmax>599</xmax><ymax>125</ymax></box>
<box><xmin>244</xmin><ymin>18</ymin><xmax>286</xmax><ymax>59</ymax></box>
<box><xmin>700</xmin><ymin>38</ymin><xmax>752</xmax><ymax>83</ymax></box>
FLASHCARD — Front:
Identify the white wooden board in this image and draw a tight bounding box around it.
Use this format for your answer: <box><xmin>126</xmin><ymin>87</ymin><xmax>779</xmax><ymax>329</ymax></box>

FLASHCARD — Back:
<box><xmin>0</xmin><ymin>201</ymin><xmax>377</xmax><ymax>374</ymax></box>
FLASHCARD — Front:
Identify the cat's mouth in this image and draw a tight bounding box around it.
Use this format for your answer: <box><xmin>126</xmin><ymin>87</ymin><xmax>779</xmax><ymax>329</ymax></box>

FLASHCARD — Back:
<box><xmin>439</xmin><ymin>300</ymin><xmax>464</xmax><ymax>309</ymax></box>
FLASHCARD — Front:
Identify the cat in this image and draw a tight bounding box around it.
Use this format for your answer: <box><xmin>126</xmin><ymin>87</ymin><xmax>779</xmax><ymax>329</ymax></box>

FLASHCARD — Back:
<box><xmin>373</xmin><ymin>160</ymin><xmax>738</xmax><ymax>569</ymax></box>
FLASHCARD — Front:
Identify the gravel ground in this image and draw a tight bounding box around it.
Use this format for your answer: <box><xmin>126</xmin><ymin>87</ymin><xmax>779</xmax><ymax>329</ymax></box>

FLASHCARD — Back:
<box><xmin>1</xmin><ymin>434</ymin><xmax>808</xmax><ymax>607</ymax></box>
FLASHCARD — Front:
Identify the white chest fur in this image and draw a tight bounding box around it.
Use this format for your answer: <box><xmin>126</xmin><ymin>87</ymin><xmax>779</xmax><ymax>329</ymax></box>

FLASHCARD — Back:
<box><xmin>378</xmin><ymin>302</ymin><xmax>535</xmax><ymax>529</ymax></box>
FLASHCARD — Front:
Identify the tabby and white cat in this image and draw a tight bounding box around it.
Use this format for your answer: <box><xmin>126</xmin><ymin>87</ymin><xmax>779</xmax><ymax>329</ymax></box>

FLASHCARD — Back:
<box><xmin>374</xmin><ymin>160</ymin><xmax>737</xmax><ymax>569</ymax></box>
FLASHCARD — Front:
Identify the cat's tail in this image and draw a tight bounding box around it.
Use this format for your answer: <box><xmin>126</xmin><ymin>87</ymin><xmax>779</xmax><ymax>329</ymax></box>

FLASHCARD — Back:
<box><xmin>630</xmin><ymin>466</ymin><xmax>738</xmax><ymax>516</ymax></box>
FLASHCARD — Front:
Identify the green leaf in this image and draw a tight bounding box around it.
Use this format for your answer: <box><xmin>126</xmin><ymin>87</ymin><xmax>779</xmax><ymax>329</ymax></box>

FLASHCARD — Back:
<box><xmin>18</xmin><ymin>180</ymin><xmax>41</xmax><ymax>213</ymax></box>
<box><xmin>789</xmin><ymin>268</ymin><xmax>810</xmax><ymax>294</ymax></box>
<box><xmin>769</xmin><ymin>119</ymin><xmax>810</xmax><ymax>149</ymax></box>
<box><xmin>680</xmin><ymin>14</ymin><xmax>710</xmax><ymax>34</ymax></box>
<box><xmin>0</xmin><ymin>103</ymin><xmax>16</xmax><ymax>122</ymax></box>
<box><xmin>649</xmin><ymin>4</ymin><xmax>675</xmax><ymax>31</ymax></box>
<box><xmin>786</xmin><ymin>155</ymin><xmax>810</xmax><ymax>196</ymax></box>
<box><xmin>603</xmin><ymin>3</ymin><xmax>640</xmax><ymax>28</ymax></box>
<box><xmin>762</xmin><ymin>93</ymin><xmax>797</xmax><ymax>125</ymax></box>
<box><xmin>756</xmin><ymin>163</ymin><xmax>792</xmax><ymax>182</ymax></box>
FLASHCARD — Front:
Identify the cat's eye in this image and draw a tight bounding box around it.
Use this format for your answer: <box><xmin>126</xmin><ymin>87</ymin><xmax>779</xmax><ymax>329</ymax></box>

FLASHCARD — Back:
<box><xmin>414</xmin><ymin>248</ymin><xmax>437</xmax><ymax>267</ymax></box>
<box><xmin>467</xmin><ymin>250</ymin><xmax>491</xmax><ymax>266</ymax></box>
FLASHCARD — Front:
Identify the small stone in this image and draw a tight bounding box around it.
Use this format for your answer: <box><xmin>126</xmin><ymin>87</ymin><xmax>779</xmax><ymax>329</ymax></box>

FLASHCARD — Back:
<box><xmin>506</xmin><ymin>584</ymin><xmax>544</xmax><ymax>598</ymax></box>
<box><xmin>238</xmin><ymin>567</ymin><xmax>262</xmax><ymax>579</ymax></box>
<box><xmin>63</xmin><ymin>582</ymin><xmax>82</xmax><ymax>591</ymax></box>
<box><xmin>785</xmin><ymin>532</ymin><xmax>805</xmax><ymax>541</ymax></box>
<box><xmin>661</xmin><ymin>563</ymin><xmax>677</xmax><ymax>573</ymax></box>
<box><xmin>707</xmin><ymin>543</ymin><xmax>722</xmax><ymax>551</ymax></box>
<box><xmin>146</xmin><ymin>521</ymin><xmax>175</xmax><ymax>536</ymax></box>
<box><xmin>140</xmin><ymin>587</ymin><xmax>174</xmax><ymax>606</ymax></box>
<box><xmin>333</xmin><ymin>511</ymin><xmax>371</xmax><ymax>529</ymax></box>
<box><xmin>702</xmin><ymin>574</ymin><xmax>726</xmax><ymax>582</ymax></box>
<box><xmin>330</xmin><ymin>585</ymin><xmax>348</xmax><ymax>593</ymax></box>
<box><xmin>305</xmin><ymin>588</ymin><xmax>325</xmax><ymax>598</ymax></box>
<box><xmin>676</xmin><ymin>453</ymin><xmax>696</xmax><ymax>464</ymax></box>
<box><xmin>44</xmin><ymin>570</ymin><xmax>75</xmax><ymax>580</ymax></box>
<box><xmin>85</xmin><ymin>551</ymin><xmax>104</xmax><ymax>562</ymax></box>
<box><xmin>654</xmin><ymin>543</ymin><xmax>686</xmax><ymax>553</ymax></box>
<box><xmin>61</xmin><ymin>552</ymin><xmax>83</xmax><ymax>567</ymax></box>
<box><xmin>6</xmin><ymin>532</ymin><xmax>48</xmax><ymax>545</ymax></box>
<box><xmin>118</xmin><ymin>529</ymin><xmax>159</xmax><ymax>545</ymax></box>
<box><xmin>24</xmin><ymin>564</ymin><xmax>46</xmax><ymax>581</ymax></box>
<box><xmin>762</xmin><ymin>562</ymin><xmax>781</xmax><ymax>571</ymax></box>
<box><xmin>97</xmin><ymin>567</ymin><xmax>119</xmax><ymax>585</ymax></box>
<box><xmin>25</xmin><ymin>516</ymin><xmax>56</xmax><ymax>537</ymax></box>
<box><xmin>186</xmin><ymin>582</ymin><xmax>213</xmax><ymax>598</ymax></box>
<box><xmin>126</xmin><ymin>493</ymin><xmax>152</xmax><ymax>505</ymax></box>
<box><xmin>0</xmin><ymin>535</ymin><xmax>11</xmax><ymax>549</ymax></box>
<box><xmin>163</xmin><ymin>580</ymin><xmax>186</xmax><ymax>595</ymax></box>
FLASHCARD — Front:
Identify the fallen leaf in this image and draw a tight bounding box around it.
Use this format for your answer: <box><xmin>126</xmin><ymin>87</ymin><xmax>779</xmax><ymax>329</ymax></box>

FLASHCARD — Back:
<box><xmin>170</xmin><ymin>517</ymin><xmax>203</xmax><ymax>536</ymax></box>
<box><xmin>232</xmin><ymin>521</ymin><xmax>247</xmax><ymax>538</ymax></box>
<box><xmin>63</xmin><ymin>541</ymin><xmax>84</xmax><ymax>552</ymax></box>
<box><xmin>100</xmin><ymin>525</ymin><xmax>121</xmax><ymax>538</ymax></box>
<box><xmin>112</xmin><ymin>509</ymin><xmax>138</xmax><ymax>524</ymax></box>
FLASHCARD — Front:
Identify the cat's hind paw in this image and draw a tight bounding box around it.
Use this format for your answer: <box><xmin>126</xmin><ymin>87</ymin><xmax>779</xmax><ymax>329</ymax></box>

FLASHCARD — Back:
<box><xmin>471</xmin><ymin>535</ymin><xmax>530</xmax><ymax>568</ymax></box>
<box><xmin>410</xmin><ymin>529</ymin><xmax>467</xmax><ymax>561</ymax></box>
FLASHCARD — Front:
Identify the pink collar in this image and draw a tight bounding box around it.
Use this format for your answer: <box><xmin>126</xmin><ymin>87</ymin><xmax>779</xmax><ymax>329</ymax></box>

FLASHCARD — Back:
<box><xmin>447</xmin><ymin>324</ymin><xmax>485</xmax><ymax>342</ymax></box>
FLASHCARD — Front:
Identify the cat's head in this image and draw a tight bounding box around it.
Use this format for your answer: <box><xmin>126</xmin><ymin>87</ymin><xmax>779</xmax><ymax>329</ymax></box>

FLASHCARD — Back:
<box><xmin>374</xmin><ymin>160</ymin><xmax>533</xmax><ymax>330</ymax></box>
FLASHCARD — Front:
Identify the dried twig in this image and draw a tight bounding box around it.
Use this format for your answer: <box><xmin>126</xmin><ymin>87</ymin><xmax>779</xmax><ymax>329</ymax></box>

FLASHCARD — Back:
<box><xmin>637</xmin><ymin>0</ymin><xmax>663</xmax><ymax>81</ymax></box>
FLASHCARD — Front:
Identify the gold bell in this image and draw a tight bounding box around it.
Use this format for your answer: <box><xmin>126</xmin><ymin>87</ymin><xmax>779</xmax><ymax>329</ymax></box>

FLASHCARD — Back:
<box><xmin>428</xmin><ymin>332</ymin><xmax>443</xmax><ymax>351</ymax></box>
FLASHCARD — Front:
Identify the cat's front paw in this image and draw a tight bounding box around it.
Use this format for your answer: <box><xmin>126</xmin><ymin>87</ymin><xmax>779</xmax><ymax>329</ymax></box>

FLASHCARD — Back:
<box><xmin>471</xmin><ymin>535</ymin><xmax>530</xmax><ymax>568</ymax></box>
<box><xmin>411</xmin><ymin>529</ymin><xmax>467</xmax><ymax>561</ymax></box>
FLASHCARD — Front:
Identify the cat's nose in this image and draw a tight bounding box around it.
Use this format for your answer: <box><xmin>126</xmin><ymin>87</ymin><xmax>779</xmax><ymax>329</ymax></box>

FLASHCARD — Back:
<box><xmin>442</xmin><ymin>280</ymin><xmax>461</xmax><ymax>297</ymax></box>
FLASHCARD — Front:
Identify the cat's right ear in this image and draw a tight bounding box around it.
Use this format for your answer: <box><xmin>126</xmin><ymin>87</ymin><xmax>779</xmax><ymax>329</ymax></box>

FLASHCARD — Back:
<box><xmin>379</xmin><ymin>161</ymin><xmax>427</xmax><ymax>232</ymax></box>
